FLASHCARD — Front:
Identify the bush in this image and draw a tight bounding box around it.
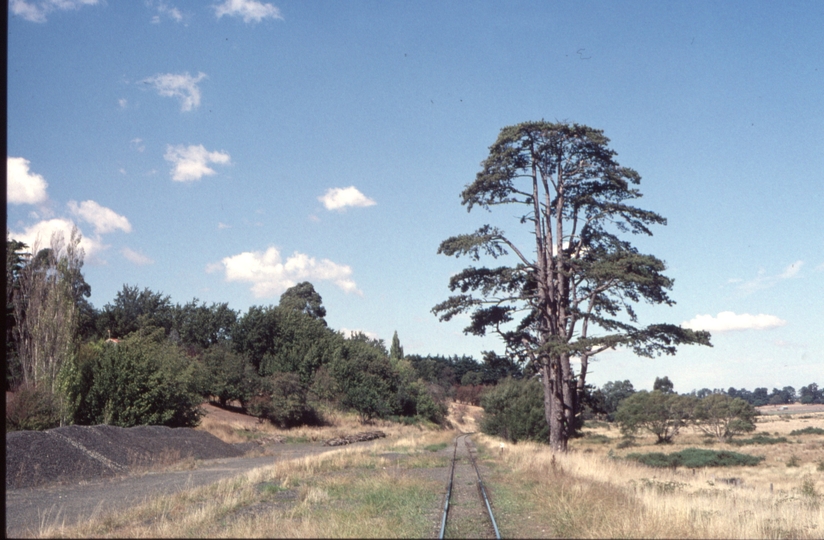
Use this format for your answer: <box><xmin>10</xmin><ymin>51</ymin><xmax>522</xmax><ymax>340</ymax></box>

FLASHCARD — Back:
<box><xmin>480</xmin><ymin>377</ymin><xmax>548</xmax><ymax>443</ymax></box>
<box><xmin>789</xmin><ymin>427</ymin><xmax>824</xmax><ymax>436</ymax></box>
<box><xmin>692</xmin><ymin>394</ymin><xmax>757</xmax><ymax>441</ymax></box>
<box><xmin>626</xmin><ymin>448</ymin><xmax>764</xmax><ymax>468</ymax></box>
<box><xmin>786</xmin><ymin>454</ymin><xmax>801</xmax><ymax>467</ymax></box>
<box><xmin>201</xmin><ymin>345</ymin><xmax>256</xmax><ymax>408</ymax></box>
<box><xmin>248</xmin><ymin>372</ymin><xmax>321</xmax><ymax>428</ymax></box>
<box><xmin>454</xmin><ymin>384</ymin><xmax>488</xmax><ymax>406</ymax></box>
<box><xmin>329</xmin><ymin>339</ymin><xmax>398</xmax><ymax>423</ymax></box>
<box><xmin>5</xmin><ymin>384</ymin><xmax>61</xmax><ymax>431</ymax></box>
<box><xmin>615</xmin><ymin>390</ymin><xmax>693</xmax><ymax>443</ymax></box>
<box><xmin>64</xmin><ymin>330</ymin><xmax>202</xmax><ymax>428</ymax></box>
<box><xmin>729</xmin><ymin>434</ymin><xmax>788</xmax><ymax>446</ymax></box>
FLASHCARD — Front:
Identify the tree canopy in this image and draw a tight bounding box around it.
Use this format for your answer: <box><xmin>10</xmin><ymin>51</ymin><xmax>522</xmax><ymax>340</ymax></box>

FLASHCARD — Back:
<box><xmin>433</xmin><ymin>121</ymin><xmax>711</xmax><ymax>451</ymax></box>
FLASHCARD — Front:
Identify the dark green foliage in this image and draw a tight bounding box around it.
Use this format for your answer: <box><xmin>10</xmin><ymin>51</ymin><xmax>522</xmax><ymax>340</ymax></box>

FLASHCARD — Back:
<box><xmin>247</xmin><ymin>372</ymin><xmax>321</xmax><ymax>428</ymax></box>
<box><xmin>455</xmin><ymin>384</ymin><xmax>488</xmax><ymax>406</ymax></box>
<box><xmin>786</xmin><ymin>455</ymin><xmax>800</xmax><ymax>467</ymax></box>
<box><xmin>480</xmin><ymin>377</ymin><xmax>548</xmax><ymax>443</ymax></box>
<box><xmin>63</xmin><ymin>330</ymin><xmax>202</xmax><ymax>427</ymax></box>
<box><xmin>729</xmin><ymin>434</ymin><xmax>788</xmax><ymax>446</ymax></box>
<box><xmin>278</xmin><ymin>282</ymin><xmax>327</xmax><ymax>323</ymax></box>
<box><xmin>692</xmin><ymin>393</ymin><xmax>757</xmax><ymax>441</ymax></box>
<box><xmin>329</xmin><ymin>337</ymin><xmax>398</xmax><ymax>422</ymax></box>
<box><xmin>389</xmin><ymin>330</ymin><xmax>404</xmax><ymax>361</ymax></box>
<box><xmin>789</xmin><ymin>427</ymin><xmax>824</xmax><ymax>436</ymax></box>
<box><xmin>98</xmin><ymin>285</ymin><xmax>174</xmax><ymax>338</ymax></box>
<box><xmin>798</xmin><ymin>383</ymin><xmax>822</xmax><ymax>404</ymax></box>
<box><xmin>615</xmin><ymin>390</ymin><xmax>693</xmax><ymax>443</ymax></box>
<box><xmin>768</xmin><ymin>386</ymin><xmax>797</xmax><ymax>405</ymax></box>
<box><xmin>599</xmin><ymin>380</ymin><xmax>636</xmax><ymax>420</ymax></box>
<box><xmin>201</xmin><ymin>345</ymin><xmax>255</xmax><ymax>408</ymax></box>
<box><xmin>172</xmin><ymin>299</ymin><xmax>237</xmax><ymax>350</ymax></box>
<box><xmin>5</xmin><ymin>383</ymin><xmax>61</xmax><ymax>431</ymax></box>
<box><xmin>626</xmin><ymin>448</ymin><xmax>764</xmax><ymax>468</ymax></box>
<box><xmin>653</xmin><ymin>376</ymin><xmax>675</xmax><ymax>394</ymax></box>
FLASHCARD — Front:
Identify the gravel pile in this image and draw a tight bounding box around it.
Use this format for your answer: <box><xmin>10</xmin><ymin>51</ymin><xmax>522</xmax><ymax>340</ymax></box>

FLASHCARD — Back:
<box><xmin>324</xmin><ymin>430</ymin><xmax>386</xmax><ymax>446</ymax></box>
<box><xmin>7</xmin><ymin>424</ymin><xmax>244</xmax><ymax>489</ymax></box>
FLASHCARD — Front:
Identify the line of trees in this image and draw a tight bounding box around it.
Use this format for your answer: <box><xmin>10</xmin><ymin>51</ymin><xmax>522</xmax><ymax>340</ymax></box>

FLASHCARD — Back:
<box><xmin>6</xmin><ymin>230</ymin><xmax>518</xmax><ymax>432</ymax></box>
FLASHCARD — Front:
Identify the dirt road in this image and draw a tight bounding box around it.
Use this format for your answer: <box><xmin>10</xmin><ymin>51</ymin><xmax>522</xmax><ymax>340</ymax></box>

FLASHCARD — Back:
<box><xmin>6</xmin><ymin>443</ymin><xmax>335</xmax><ymax>538</ymax></box>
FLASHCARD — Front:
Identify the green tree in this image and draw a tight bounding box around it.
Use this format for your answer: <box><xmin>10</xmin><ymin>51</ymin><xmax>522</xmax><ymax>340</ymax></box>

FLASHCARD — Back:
<box><xmin>600</xmin><ymin>380</ymin><xmax>636</xmax><ymax>419</ymax></box>
<box><xmin>201</xmin><ymin>345</ymin><xmax>255</xmax><ymax>408</ymax></box>
<box><xmin>173</xmin><ymin>299</ymin><xmax>237</xmax><ymax>350</ymax></box>
<box><xmin>389</xmin><ymin>330</ymin><xmax>405</xmax><ymax>362</ymax></box>
<box><xmin>98</xmin><ymin>284</ymin><xmax>174</xmax><ymax>338</ymax></box>
<box><xmin>329</xmin><ymin>337</ymin><xmax>398</xmax><ymax>423</ymax></box>
<box><xmin>653</xmin><ymin>376</ymin><xmax>675</xmax><ymax>394</ymax></box>
<box><xmin>692</xmin><ymin>394</ymin><xmax>757</xmax><ymax>441</ymax></box>
<box><xmin>279</xmin><ymin>281</ymin><xmax>327</xmax><ymax>323</ymax></box>
<box><xmin>615</xmin><ymin>390</ymin><xmax>693</xmax><ymax>443</ymax></box>
<box><xmin>432</xmin><ymin>121</ymin><xmax>711</xmax><ymax>451</ymax></box>
<box><xmin>480</xmin><ymin>377</ymin><xmax>549</xmax><ymax>443</ymax></box>
<box><xmin>64</xmin><ymin>329</ymin><xmax>202</xmax><ymax>427</ymax></box>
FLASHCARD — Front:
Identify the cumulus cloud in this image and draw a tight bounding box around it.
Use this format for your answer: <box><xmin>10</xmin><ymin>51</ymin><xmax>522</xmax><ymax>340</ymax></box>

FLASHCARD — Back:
<box><xmin>68</xmin><ymin>200</ymin><xmax>132</xmax><ymax>235</ymax></box>
<box><xmin>319</xmin><ymin>186</ymin><xmax>377</xmax><ymax>211</ymax></box>
<box><xmin>214</xmin><ymin>0</ymin><xmax>283</xmax><ymax>23</ymax></box>
<box><xmin>142</xmin><ymin>72</ymin><xmax>206</xmax><ymax>112</ymax></box>
<box><xmin>682</xmin><ymin>311</ymin><xmax>787</xmax><ymax>333</ymax></box>
<box><xmin>10</xmin><ymin>218</ymin><xmax>104</xmax><ymax>259</ymax></box>
<box><xmin>209</xmin><ymin>246</ymin><xmax>360</xmax><ymax>297</ymax></box>
<box><xmin>736</xmin><ymin>260</ymin><xmax>804</xmax><ymax>294</ymax></box>
<box><xmin>121</xmin><ymin>247</ymin><xmax>154</xmax><ymax>265</ymax></box>
<box><xmin>147</xmin><ymin>1</ymin><xmax>183</xmax><ymax>23</ymax></box>
<box><xmin>164</xmin><ymin>144</ymin><xmax>231</xmax><ymax>182</ymax></box>
<box><xmin>7</xmin><ymin>157</ymin><xmax>49</xmax><ymax>204</ymax></box>
<box><xmin>11</xmin><ymin>0</ymin><xmax>100</xmax><ymax>23</ymax></box>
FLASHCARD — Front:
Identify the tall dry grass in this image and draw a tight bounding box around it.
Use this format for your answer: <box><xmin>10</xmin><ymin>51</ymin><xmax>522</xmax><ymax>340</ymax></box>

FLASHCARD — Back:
<box><xmin>475</xmin><ymin>412</ymin><xmax>824</xmax><ymax>539</ymax></box>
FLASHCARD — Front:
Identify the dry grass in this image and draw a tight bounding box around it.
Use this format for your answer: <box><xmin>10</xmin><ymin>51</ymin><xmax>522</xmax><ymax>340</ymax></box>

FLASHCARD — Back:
<box><xmin>37</xmin><ymin>423</ymin><xmax>455</xmax><ymax>538</ymax></box>
<box><xmin>476</xmin><ymin>412</ymin><xmax>824</xmax><ymax>538</ymax></box>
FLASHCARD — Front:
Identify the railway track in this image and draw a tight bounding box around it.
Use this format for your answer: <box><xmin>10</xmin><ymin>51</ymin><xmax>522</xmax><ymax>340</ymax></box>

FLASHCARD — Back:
<box><xmin>439</xmin><ymin>433</ymin><xmax>501</xmax><ymax>539</ymax></box>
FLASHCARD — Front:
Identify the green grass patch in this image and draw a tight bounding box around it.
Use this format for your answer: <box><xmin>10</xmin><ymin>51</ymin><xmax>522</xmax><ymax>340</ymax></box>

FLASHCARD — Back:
<box><xmin>729</xmin><ymin>434</ymin><xmax>789</xmax><ymax>446</ymax></box>
<box><xmin>423</xmin><ymin>442</ymin><xmax>448</xmax><ymax>452</ymax></box>
<box><xmin>626</xmin><ymin>448</ymin><xmax>764</xmax><ymax>468</ymax></box>
<box><xmin>583</xmin><ymin>433</ymin><xmax>611</xmax><ymax>444</ymax></box>
<box><xmin>284</xmin><ymin>435</ymin><xmax>310</xmax><ymax>443</ymax></box>
<box><xmin>789</xmin><ymin>427</ymin><xmax>824</xmax><ymax>436</ymax></box>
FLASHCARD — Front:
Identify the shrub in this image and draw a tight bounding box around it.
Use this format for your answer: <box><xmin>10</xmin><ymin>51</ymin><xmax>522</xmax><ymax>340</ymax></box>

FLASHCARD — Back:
<box><xmin>626</xmin><ymin>448</ymin><xmax>764</xmax><ymax>468</ymax></box>
<box><xmin>64</xmin><ymin>330</ymin><xmax>202</xmax><ymax>428</ymax></box>
<box><xmin>454</xmin><ymin>384</ymin><xmax>488</xmax><ymax>406</ymax></box>
<box><xmin>729</xmin><ymin>434</ymin><xmax>788</xmax><ymax>446</ymax></box>
<box><xmin>692</xmin><ymin>394</ymin><xmax>757</xmax><ymax>441</ymax></box>
<box><xmin>615</xmin><ymin>390</ymin><xmax>693</xmax><ymax>443</ymax></box>
<box><xmin>786</xmin><ymin>454</ymin><xmax>801</xmax><ymax>467</ymax></box>
<box><xmin>789</xmin><ymin>427</ymin><xmax>824</xmax><ymax>436</ymax></box>
<box><xmin>5</xmin><ymin>383</ymin><xmax>61</xmax><ymax>431</ymax></box>
<box><xmin>480</xmin><ymin>377</ymin><xmax>548</xmax><ymax>443</ymax></box>
<box><xmin>248</xmin><ymin>372</ymin><xmax>321</xmax><ymax>428</ymax></box>
<box><xmin>201</xmin><ymin>345</ymin><xmax>256</xmax><ymax>408</ymax></box>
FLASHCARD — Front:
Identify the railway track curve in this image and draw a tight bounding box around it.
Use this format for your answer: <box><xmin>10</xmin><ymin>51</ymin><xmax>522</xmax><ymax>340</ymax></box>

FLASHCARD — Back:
<box><xmin>439</xmin><ymin>433</ymin><xmax>501</xmax><ymax>539</ymax></box>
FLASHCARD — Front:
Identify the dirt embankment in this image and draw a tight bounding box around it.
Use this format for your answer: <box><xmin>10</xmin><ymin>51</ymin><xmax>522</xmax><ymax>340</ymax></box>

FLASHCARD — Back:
<box><xmin>6</xmin><ymin>424</ymin><xmax>244</xmax><ymax>490</ymax></box>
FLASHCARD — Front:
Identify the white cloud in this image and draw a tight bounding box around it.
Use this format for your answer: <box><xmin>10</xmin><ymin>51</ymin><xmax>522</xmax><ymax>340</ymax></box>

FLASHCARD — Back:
<box><xmin>7</xmin><ymin>157</ymin><xmax>49</xmax><ymax>204</ymax></box>
<box><xmin>737</xmin><ymin>260</ymin><xmax>804</xmax><ymax>294</ymax></box>
<box><xmin>10</xmin><ymin>218</ymin><xmax>104</xmax><ymax>259</ymax></box>
<box><xmin>11</xmin><ymin>0</ymin><xmax>100</xmax><ymax>23</ymax></box>
<box><xmin>68</xmin><ymin>200</ymin><xmax>132</xmax><ymax>235</ymax></box>
<box><xmin>319</xmin><ymin>186</ymin><xmax>377</xmax><ymax>211</ymax></box>
<box><xmin>141</xmin><ymin>72</ymin><xmax>206</xmax><ymax>112</ymax></box>
<box><xmin>779</xmin><ymin>260</ymin><xmax>803</xmax><ymax>279</ymax></box>
<box><xmin>130</xmin><ymin>138</ymin><xmax>145</xmax><ymax>152</ymax></box>
<box><xmin>210</xmin><ymin>246</ymin><xmax>360</xmax><ymax>297</ymax></box>
<box><xmin>121</xmin><ymin>247</ymin><xmax>154</xmax><ymax>265</ymax></box>
<box><xmin>118</xmin><ymin>98</ymin><xmax>128</xmax><ymax>108</ymax></box>
<box><xmin>164</xmin><ymin>144</ymin><xmax>231</xmax><ymax>182</ymax></box>
<box><xmin>682</xmin><ymin>311</ymin><xmax>787</xmax><ymax>333</ymax></box>
<box><xmin>214</xmin><ymin>0</ymin><xmax>283</xmax><ymax>23</ymax></box>
<box><xmin>339</xmin><ymin>328</ymin><xmax>380</xmax><ymax>341</ymax></box>
<box><xmin>217</xmin><ymin>222</ymin><xmax>231</xmax><ymax>230</ymax></box>
<box><xmin>147</xmin><ymin>1</ymin><xmax>183</xmax><ymax>23</ymax></box>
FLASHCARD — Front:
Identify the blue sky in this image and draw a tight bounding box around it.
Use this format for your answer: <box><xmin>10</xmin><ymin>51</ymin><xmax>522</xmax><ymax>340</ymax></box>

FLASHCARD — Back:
<box><xmin>7</xmin><ymin>0</ymin><xmax>823</xmax><ymax>392</ymax></box>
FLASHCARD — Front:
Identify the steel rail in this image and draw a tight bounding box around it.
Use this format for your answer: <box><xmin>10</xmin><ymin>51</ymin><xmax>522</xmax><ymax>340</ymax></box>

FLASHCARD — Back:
<box><xmin>438</xmin><ymin>433</ymin><xmax>501</xmax><ymax>540</ymax></box>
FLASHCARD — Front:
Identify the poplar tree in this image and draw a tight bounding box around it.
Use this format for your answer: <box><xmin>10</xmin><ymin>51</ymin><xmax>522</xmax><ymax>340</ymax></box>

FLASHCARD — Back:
<box><xmin>433</xmin><ymin>121</ymin><xmax>711</xmax><ymax>451</ymax></box>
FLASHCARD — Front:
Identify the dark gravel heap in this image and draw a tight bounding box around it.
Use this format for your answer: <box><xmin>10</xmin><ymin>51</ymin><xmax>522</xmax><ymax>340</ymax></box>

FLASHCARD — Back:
<box><xmin>7</xmin><ymin>424</ymin><xmax>244</xmax><ymax>489</ymax></box>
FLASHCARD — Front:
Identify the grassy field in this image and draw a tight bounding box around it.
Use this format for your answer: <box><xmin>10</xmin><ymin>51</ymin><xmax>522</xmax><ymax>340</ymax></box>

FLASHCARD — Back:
<box><xmin>37</xmin><ymin>406</ymin><xmax>823</xmax><ymax>538</ymax></box>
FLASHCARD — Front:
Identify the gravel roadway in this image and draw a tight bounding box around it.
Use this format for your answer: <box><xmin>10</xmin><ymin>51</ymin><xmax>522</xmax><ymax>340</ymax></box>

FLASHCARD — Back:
<box><xmin>6</xmin><ymin>443</ymin><xmax>336</xmax><ymax>538</ymax></box>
